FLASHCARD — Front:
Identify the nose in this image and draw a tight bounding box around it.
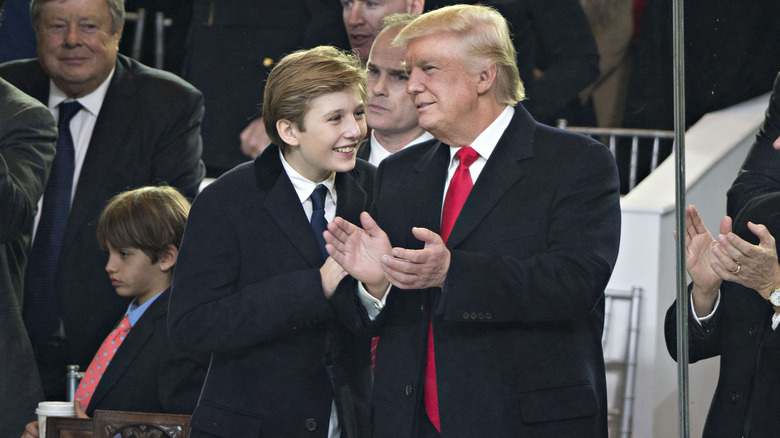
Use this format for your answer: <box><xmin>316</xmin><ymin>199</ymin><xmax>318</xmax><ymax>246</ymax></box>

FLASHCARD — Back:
<box><xmin>345</xmin><ymin>114</ymin><xmax>366</xmax><ymax>140</ymax></box>
<box><xmin>64</xmin><ymin>23</ymin><xmax>81</xmax><ymax>46</ymax></box>
<box><xmin>370</xmin><ymin>73</ymin><xmax>387</xmax><ymax>97</ymax></box>
<box><xmin>345</xmin><ymin>4</ymin><xmax>364</xmax><ymax>26</ymax></box>
<box><xmin>105</xmin><ymin>255</ymin><xmax>116</xmax><ymax>273</ymax></box>
<box><xmin>406</xmin><ymin>69</ymin><xmax>424</xmax><ymax>95</ymax></box>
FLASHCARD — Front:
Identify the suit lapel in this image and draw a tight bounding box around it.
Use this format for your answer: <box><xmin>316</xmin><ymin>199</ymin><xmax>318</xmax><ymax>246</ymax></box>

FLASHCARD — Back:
<box><xmin>409</xmin><ymin>141</ymin><xmax>451</xmax><ymax>238</ymax></box>
<box><xmin>256</xmin><ymin>146</ymin><xmax>325</xmax><ymax>268</ymax></box>
<box><xmin>334</xmin><ymin>168</ymin><xmax>367</xmax><ymax>226</ymax></box>
<box><xmin>445</xmin><ymin>107</ymin><xmax>535</xmax><ymax>248</ymax></box>
<box><xmin>87</xmin><ymin>290</ymin><xmax>168</xmax><ymax>411</ymax></box>
<box><xmin>62</xmin><ymin>56</ymin><xmax>135</xmax><ymax>252</ymax></box>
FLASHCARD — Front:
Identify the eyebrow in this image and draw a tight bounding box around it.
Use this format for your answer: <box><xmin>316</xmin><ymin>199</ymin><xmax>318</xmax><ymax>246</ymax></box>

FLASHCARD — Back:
<box><xmin>368</xmin><ymin>62</ymin><xmax>406</xmax><ymax>75</ymax></box>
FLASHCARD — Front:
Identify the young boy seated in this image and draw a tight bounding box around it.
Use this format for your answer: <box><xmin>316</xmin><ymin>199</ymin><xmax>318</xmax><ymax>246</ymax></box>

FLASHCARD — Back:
<box><xmin>22</xmin><ymin>186</ymin><xmax>209</xmax><ymax>438</ymax></box>
<box><xmin>167</xmin><ymin>46</ymin><xmax>375</xmax><ymax>437</ymax></box>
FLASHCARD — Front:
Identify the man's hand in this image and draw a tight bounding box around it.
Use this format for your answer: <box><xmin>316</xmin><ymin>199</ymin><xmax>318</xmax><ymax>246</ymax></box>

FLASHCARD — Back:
<box><xmin>714</xmin><ymin>221</ymin><xmax>780</xmax><ymax>299</ymax></box>
<box><xmin>382</xmin><ymin>227</ymin><xmax>450</xmax><ymax>290</ymax></box>
<box><xmin>239</xmin><ymin>118</ymin><xmax>271</xmax><ymax>158</ymax></box>
<box><xmin>320</xmin><ymin>256</ymin><xmax>348</xmax><ymax>299</ymax></box>
<box><xmin>682</xmin><ymin>205</ymin><xmax>723</xmax><ymax>316</ymax></box>
<box><xmin>325</xmin><ymin>212</ymin><xmax>392</xmax><ymax>298</ymax></box>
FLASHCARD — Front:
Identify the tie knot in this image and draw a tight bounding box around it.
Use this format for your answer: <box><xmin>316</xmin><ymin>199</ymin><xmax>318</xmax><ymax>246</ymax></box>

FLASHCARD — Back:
<box><xmin>58</xmin><ymin>101</ymin><xmax>83</xmax><ymax>125</ymax></box>
<box><xmin>311</xmin><ymin>185</ymin><xmax>328</xmax><ymax>211</ymax></box>
<box><xmin>456</xmin><ymin>146</ymin><xmax>479</xmax><ymax>168</ymax></box>
<box><xmin>115</xmin><ymin>315</ymin><xmax>131</xmax><ymax>334</ymax></box>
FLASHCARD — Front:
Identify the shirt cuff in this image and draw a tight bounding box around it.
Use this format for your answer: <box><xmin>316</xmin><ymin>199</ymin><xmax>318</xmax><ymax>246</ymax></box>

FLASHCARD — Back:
<box><xmin>358</xmin><ymin>282</ymin><xmax>390</xmax><ymax>320</ymax></box>
<box><xmin>691</xmin><ymin>290</ymin><xmax>720</xmax><ymax>325</ymax></box>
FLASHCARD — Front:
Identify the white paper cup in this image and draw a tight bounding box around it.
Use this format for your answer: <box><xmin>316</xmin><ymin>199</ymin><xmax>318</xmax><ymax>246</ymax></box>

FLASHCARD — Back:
<box><xmin>36</xmin><ymin>401</ymin><xmax>75</xmax><ymax>437</ymax></box>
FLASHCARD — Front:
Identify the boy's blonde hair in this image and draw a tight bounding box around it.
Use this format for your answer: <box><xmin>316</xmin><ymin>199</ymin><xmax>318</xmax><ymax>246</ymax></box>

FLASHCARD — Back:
<box><xmin>263</xmin><ymin>45</ymin><xmax>367</xmax><ymax>151</ymax></box>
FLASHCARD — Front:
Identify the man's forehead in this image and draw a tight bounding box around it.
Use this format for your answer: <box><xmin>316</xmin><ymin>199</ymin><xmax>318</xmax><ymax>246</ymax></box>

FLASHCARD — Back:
<box><xmin>348</xmin><ymin>0</ymin><xmax>408</xmax><ymax>7</ymax></box>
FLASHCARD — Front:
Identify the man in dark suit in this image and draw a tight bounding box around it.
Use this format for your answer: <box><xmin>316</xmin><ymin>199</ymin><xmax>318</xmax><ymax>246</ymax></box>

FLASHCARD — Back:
<box><xmin>169</xmin><ymin>46</ymin><xmax>374</xmax><ymax>437</ymax></box>
<box><xmin>325</xmin><ymin>5</ymin><xmax>620</xmax><ymax>437</ymax></box>
<box><xmin>0</xmin><ymin>76</ymin><xmax>56</xmax><ymax>437</ymax></box>
<box><xmin>0</xmin><ymin>0</ymin><xmax>205</xmax><ymax>400</ymax></box>
<box><xmin>357</xmin><ymin>13</ymin><xmax>433</xmax><ymax>167</ymax></box>
<box><xmin>727</xmin><ymin>71</ymin><xmax>780</xmax><ymax>218</ymax></box>
<box><xmin>665</xmin><ymin>194</ymin><xmax>780</xmax><ymax>437</ymax></box>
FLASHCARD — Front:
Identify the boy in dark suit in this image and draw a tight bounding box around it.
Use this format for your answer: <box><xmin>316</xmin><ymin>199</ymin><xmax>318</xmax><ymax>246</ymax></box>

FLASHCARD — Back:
<box><xmin>168</xmin><ymin>46</ymin><xmax>374</xmax><ymax>437</ymax></box>
<box><xmin>22</xmin><ymin>185</ymin><xmax>208</xmax><ymax>437</ymax></box>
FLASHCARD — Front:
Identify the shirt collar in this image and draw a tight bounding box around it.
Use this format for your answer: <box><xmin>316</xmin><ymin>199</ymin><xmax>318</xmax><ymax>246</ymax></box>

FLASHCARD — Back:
<box><xmin>278</xmin><ymin>148</ymin><xmax>336</xmax><ymax>204</ymax></box>
<box><xmin>125</xmin><ymin>289</ymin><xmax>164</xmax><ymax>327</ymax></box>
<box><xmin>370</xmin><ymin>130</ymin><xmax>435</xmax><ymax>150</ymax></box>
<box><xmin>48</xmin><ymin>66</ymin><xmax>115</xmax><ymax>116</ymax></box>
<box><xmin>449</xmin><ymin>105</ymin><xmax>514</xmax><ymax>161</ymax></box>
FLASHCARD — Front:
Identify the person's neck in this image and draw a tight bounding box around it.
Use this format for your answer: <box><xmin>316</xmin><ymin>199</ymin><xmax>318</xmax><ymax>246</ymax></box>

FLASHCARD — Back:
<box><xmin>437</xmin><ymin>101</ymin><xmax>506</xmax><ymax>147</ymax></box>
<box><xmin>374</xmin><ymin>126</ymin><xmax>426</xmax><ymax>153</ymax></box>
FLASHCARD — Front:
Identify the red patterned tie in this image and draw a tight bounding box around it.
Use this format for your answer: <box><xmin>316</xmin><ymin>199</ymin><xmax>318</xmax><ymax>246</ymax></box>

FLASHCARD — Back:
<box><xmin>426</xmin><ymin>146</ymin><xmax>479</xmax><ymax>431</ymax></box>
<box><xmin>74</xmin><ymin>315</ymin><xmax>131</xmax><ymax>410</ymax></box>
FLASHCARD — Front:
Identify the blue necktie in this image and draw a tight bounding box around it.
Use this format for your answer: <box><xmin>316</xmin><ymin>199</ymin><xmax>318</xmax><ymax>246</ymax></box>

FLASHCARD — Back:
<box><xmin>310</xmin><ymin>185</ymin><xmax>329</xmax><ymax>261</ymax></box>
<box><xmin>23</xmin><ymin>100</ymin><xmax>82</xmax><ymax>340</ymax></box>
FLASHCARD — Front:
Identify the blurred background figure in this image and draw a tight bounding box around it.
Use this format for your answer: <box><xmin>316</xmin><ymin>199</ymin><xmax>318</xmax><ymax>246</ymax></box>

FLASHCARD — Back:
<box><xmin>184</xmin><ymin>0</ymin><xmax>349</xmax><ymax>177</ymax></box>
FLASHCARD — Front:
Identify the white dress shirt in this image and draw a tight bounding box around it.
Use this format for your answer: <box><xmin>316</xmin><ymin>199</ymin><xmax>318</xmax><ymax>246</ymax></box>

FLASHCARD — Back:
<box><xmin>367</xmin><ymin>130</ymin><xmax>435</xmax><ymax>167</ymax></box>
<box><xmin>32</xmin><ymin>69</ymin><xmax>115</xmax><ymax>239</ymax></box>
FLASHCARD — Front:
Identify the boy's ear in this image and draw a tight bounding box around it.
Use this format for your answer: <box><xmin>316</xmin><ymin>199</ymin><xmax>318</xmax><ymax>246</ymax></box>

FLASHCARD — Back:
<box><xmin>158</xmin><ymin>244</ymin><xmax>179</xmax><ymax>272</ymax></box>
<box><xmin>276</xmin><ymin>119</ymin><xmax>301</xmax><ymax>147</ymax></box>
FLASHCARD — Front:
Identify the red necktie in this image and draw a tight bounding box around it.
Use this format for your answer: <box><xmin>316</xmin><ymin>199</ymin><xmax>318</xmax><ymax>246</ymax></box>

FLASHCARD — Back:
<box><xmin>425</xmin><ymin>146</ymin><xmax>480</xmax><ymax>431</ymax></box>
<box><xmin>74</xmin><ymin>315</ymin><xmax>131</xmax><ymax>410</ymax></box>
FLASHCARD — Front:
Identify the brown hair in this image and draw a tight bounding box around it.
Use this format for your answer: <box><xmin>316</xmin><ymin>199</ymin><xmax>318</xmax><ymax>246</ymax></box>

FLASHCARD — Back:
<box><xmin>97</xmin><ymin>186</ymin><xmax>189</xmax><ymax>263</ymax></box>
<box><xmin>395</xmin><ymin>4</ymin><xmax>524</xmax><ymax>105</ymax></box>
<box><xmin>263</xmin><ymin>45</ymin><xmax>366</xmax><ymax>151</ymax></box>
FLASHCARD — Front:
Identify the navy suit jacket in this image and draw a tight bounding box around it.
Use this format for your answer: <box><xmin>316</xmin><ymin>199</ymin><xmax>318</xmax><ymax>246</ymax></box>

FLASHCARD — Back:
<box><xmin>0</xmin><ymin>54</ymin><xmax>206</xmax><ymax>369</ymax></box>
<box><xmin>365</xmin><ymin>105</ymin><xmax>621</xmax><ymax>437</ymax></box>
<box><xmin>169</xmin><ymin>145</ymin><xmax>374</xmax><ymax>437</ymax></box>
<box><xmin>85</xmin><ymin>289</ymin><xmax>209</xmax><ymax>416</ymax></box>
<box><xmin>665</xmin><ymin>192</ymin><xmax>780</xmax><ymax>438</ymax></box>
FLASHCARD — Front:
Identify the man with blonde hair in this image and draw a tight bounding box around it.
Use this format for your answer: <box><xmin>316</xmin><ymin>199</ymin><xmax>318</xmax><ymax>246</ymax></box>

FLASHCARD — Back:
<box><xmin>325</xmin><ymin>4</ymin><xmax>620</xmax><ymax>437</ymax></box>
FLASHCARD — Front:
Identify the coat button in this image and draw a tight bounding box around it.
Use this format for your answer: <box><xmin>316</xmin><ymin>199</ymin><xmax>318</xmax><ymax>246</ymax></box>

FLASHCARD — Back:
<box><xmin>485</xmin><ymin>313</ymin><xmax>492</xmax><ymax>320</ymax></box>
<box><xmin>322</xmin><ymin>353</ymin><xmax>332</xmax><ymax>366</ymax></box>
<box><xmin>470</xmin><ymin>312</ymin><xmax>478</xmax><ymax>319</ymax></box>
<box><xmin>405</xmin><ymin>384</ymin><xmax>413</xmax><ymax>396</ymax></box>
<box><xmin>749</xmin><ymin>326</ymin><xmax>758</xmax><ymax>337</ymax></box>
<box><xmin>421</xmin><ymin>304</ymin><xmax>426</xmax><ymax>312</ymax></box>
<box><xmin>462</xmin><ymin>312</ymin><xmax>470</xmax><ymax>319</ymax></box>
<box><xmin>478</xmin><ymin>312</ymin><xmax>485</xmax><ymax>319</ymax></box>
<box><xmin>305</xmin><ymin>418</ymin><xmax>317</xmax><ymax>431</ymax></box>
<box><xmin>731</xmin><ymin>392</ymin><xmax>740</xmax><ymax>404</ymax></box>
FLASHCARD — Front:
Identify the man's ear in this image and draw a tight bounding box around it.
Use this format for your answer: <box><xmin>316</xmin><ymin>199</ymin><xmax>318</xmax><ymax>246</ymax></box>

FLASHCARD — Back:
<box><xmin>158</xmin><ymin>244</ymin><xmax>179</xmax><ymax>272</ymax></box>
<box><xmin>113</xmin><ymin>24</ymin><xmax>124</xmax><ymax>48</ymax></box>
<box><xmin>408</xmin><ymin>0</ymin><xmax>424</xmax><ymax>14</ymax></box>
<box><xmin>276</xmin><ymin>119</ymin><xmax>301</xmax><ymax>147</ymax></box>
<box><xmin>476</xmin><ymin>63</ymin><xmax>498</xmax><ymax>95</ymax></box>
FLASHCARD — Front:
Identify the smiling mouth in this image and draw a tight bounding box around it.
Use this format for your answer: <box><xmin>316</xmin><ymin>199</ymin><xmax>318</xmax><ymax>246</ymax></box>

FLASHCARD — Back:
<box><xmin>334</xmin><ymin>145</ymin><xmax>357</xmax><ymax>153</ymax></box>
